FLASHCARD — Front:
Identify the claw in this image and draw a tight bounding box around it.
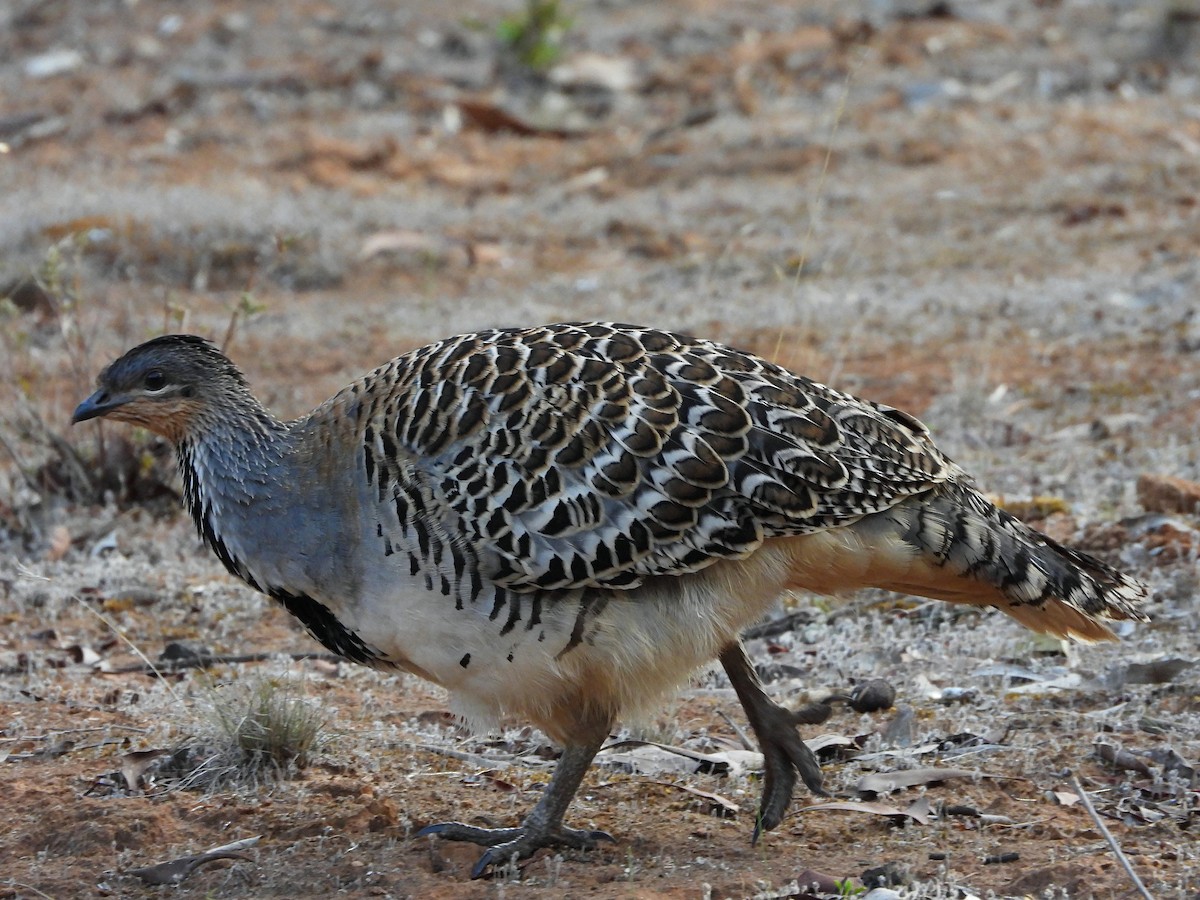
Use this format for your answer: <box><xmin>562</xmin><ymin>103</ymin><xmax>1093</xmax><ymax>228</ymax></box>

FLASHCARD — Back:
<box><xmin>471</xmin><ymin>848</ymin><xmax>503</xmax><ymax>880</ymax></box>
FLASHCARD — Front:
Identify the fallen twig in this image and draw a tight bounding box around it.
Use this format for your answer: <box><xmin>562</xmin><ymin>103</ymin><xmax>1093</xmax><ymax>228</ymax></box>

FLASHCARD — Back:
<box><xmin>100</xmin><ymin>651</ymin><xmax>344</xmax><ymax>675</ymax></box>
<box><xmin>716</xmin><ymin>709</ymin><xmax>756</xmax><ymax>751</ymax></box>
<box><xmin>1070</xmin><ymin>774</ymin><xmax>1155</xmax><ymax>900</ymax></box>
<box><xmin>741</xmin><ymin>610</ymin><xmax>817</xmax><ymax>640</ymax></box>
<box><xmin>128</xmin><ymin>835</ymin><xmax>261</xmax><ymax>886</ymax></box>
<box><xmin>72</xmin><ymin>595</ymin><xmax>183</xmax><ymax>704</ymax></box>
<box><xmin>1</xmin><ymin>650</ymin><xmax>345</xmax><ymax>678</ymax></box>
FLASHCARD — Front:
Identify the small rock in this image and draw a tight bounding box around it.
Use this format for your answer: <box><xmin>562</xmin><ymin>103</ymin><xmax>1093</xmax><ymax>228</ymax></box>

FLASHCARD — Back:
<box><xmin>984</xmin><ymin>852</ymin><xmax>1020</xmax><ymax>864</ymax></box>
<box><xmin>132</xmin><ymin>35</ymin><xmax>165</xmax><ymax>60</ymax></box>
<box><xmin>549</xmin><ymin>52</ymin><xmax>638</xmax><ymax>92</ymax></box>
<box><xmin>1144</xmin><ymin>747</ymin><xmax>1196</xmax><ymax>783</ymax></box>
<box><xmin>158</xmin><ymin>14</ymin><xmax>184</xmax><ymax>37</ymax></box>
<box><xmin>862</xmin><ymin>860</ymin><xmax>910</xmax><ymax>887</ymax></box>
<box><xmin>159</xmin><ymin>642</ymin><xmax>214</xmax><ymax>665</ymax></box>
<box><xmin>218</xmin><ymin>12</ymin><xmax>251</xmax><ymax>36</ymax></box>
<box><xmin>24</xmin><ymin>49</ymin><xmax>84</xmax><ymax>79</ymax></box>
<box><xmin>849</xmin><ymin>679</ymin><xmax>897</xmax><ymax>712</ymax></box>
<box><xmin>938</xmin><ymin>686</ymin><xmax>979</xmax><ymax>703</ymax></box>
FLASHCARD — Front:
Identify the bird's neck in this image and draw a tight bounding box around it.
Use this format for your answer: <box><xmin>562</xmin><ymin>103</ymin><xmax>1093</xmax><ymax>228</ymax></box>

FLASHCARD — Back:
<box><xmin>176</xmin><ymin>401</ymin><xmax>293</xmax><ymax>590</ymax></box>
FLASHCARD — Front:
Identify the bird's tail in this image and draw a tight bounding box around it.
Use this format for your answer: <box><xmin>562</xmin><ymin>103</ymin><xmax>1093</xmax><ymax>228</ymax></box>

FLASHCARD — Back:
<box><xmin>784</xmin><ymin>481</ymin><xmax>1150</xmax><ymax>641</ymax></box>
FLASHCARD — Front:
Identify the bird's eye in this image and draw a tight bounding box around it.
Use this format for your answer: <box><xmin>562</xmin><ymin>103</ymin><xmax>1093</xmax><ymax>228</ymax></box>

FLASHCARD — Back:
<box><xmin>144</xmin><ymin>371</ymin><xmax>167</xmax><ymax>391</ymax></box>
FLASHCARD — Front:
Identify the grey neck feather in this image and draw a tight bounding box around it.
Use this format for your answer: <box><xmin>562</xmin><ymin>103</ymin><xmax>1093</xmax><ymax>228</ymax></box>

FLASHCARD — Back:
<box><xmin>177</xmin><ymin>395</ymin><xmax>295</xmax><ymax>591</ymax></box>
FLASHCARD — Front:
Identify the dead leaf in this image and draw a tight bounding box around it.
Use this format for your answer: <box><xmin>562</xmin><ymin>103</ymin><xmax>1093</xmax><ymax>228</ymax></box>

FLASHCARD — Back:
<box><xmin>63</xmin><ymin>644</ymin><xmax>101</xmax><ymax>666</ymax></box>
<box><xmin>597</xmin><ymin>743</ymin><xmax>716</xmax><ymax>777</ymax></box>
<box><xmin>415</xmin><ymin>710</ymin><xmax>457</xmax><ymax>728</ymax></box>
<box><xmin>1094</xmin><ymin>743</ymin><xmax>1153</xmax><ymax>776</ymax></box>
<box><xmin>1120</xmin><ymin>657</ymin><xmax>1196</xmax><ymax>685</ymax></box>
<box><xmin>881</xmin><ymin>706</ymin><xmax>914</xmax><ymax>747</ymax></box>
<box><xmin>1137</xmin><ymin>473</ymin><xmax>1200</xmax><ymax>515</ymax></box>
<box><xmin>120</xmin><ymin>748</ymin><xmax>170</xmax><ymax>791</ymax></box>
<box><xmin>466</xmin><ymin>242</ymin><xmax>508</xmax><ymax>267</ymax></box>
<box><xmin>805</xmin><ymin>733</ymin><xmax>859</xmax><ymax>758</ymax></box>
<box><xmin>974</xmin><ymin>663</ymin><xmax>1040</xmax><ymax>681</ymax></box>
<box><xmin>794</xmin><ymin>867</ymin><xmax>843</xmax><ymax>894</ymax></box>
<box><xmin>89</xmin><ymin>531</ymin><xmax>118</xmax><ymax>557</ymax></box>
<box><xmin>802</xmin><ymin>796</ymin><xmax>932</xmax><ymax>825</ymax></box>
<box><xmin>857</xmin><ymin>766</ymin><xmax>986</xmax><ymax>797</ymax></box>
<box><xmin>644</xmin><ymin>781</ymin><xmax>739</xmax><ymax>817</ymax></box>
<box><xmin>128</xmin><ymin>835</ymin><xmax>261</xmax><ymax>886</ymax></box>
<box><xmin>1005</xmin><ymin>673</ymin><xmax>1085</xmax><ymax>694</ymax></box>
<box><xmin>308</xmin><ymin>658</ymin><xmax>341</xmax><ymax>677</ymax></box>
<box><xmin>598</xmin><ymin>739</ymin><xmax>764</xmax><ymax>777</ymax></box>
<box><xmin>46</xmin><ymin>525</ymin><xmax>71</xmax><ymax>561</ymax></box>
<box><xmin>478</xmin><ymin>769</ymin><xmax>519</xmax><ymax>793</ymax></box>
<box><xmin>359</xmin><ymin>229</ymin><xmax>450</xmax><ymax>260</ymax></box>
<box><xmin>457</xmin><ymin>98</ymin><xmax>586</xmax><ymax>138</ymax></box>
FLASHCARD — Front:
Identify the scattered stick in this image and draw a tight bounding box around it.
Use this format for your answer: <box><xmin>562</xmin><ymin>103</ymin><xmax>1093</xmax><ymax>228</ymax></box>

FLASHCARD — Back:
<box><xmin>1069</xmin><ymin>774</ymin><xmax>1155</xmax><ymax>900</ymax></box>
<box><xmin>71</xmin><ymin>595</ymin><xmax>182</xmax><ymax>703</ymax></box>
<box><xmin>0</xmin><ymin>650</ymin><xmax>344</xmax><ymax>677</ymax></box>
<box><xmin>100</xmin><ymin>651</ymin><xmax>344</xmax><ymax>675</ymax></box>
<box><xmin>716</xmin><ymin>709</ymin><xmax>756</xmax><ymax>752</ymax></box>
<box><xmin>741</xmin><ymin>610</ymin><xmax>816</xmax><ymax>640</ymax></box>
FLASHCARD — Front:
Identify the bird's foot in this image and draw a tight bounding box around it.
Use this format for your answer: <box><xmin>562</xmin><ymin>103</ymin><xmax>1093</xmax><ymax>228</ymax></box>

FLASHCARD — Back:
<box><xmin>752</xmin><ymin>700</ymin><xmax>830</xmax><ymax>842</ymax></box>
<box><xmin>417</xmin><ymin>820</ymin><xmax>614</xmax><ymax>878</ymax></box>
<box><xmin>720</xmin><ymin>642</ymin><xmax>830</xmax><ymax>841</ymax></box>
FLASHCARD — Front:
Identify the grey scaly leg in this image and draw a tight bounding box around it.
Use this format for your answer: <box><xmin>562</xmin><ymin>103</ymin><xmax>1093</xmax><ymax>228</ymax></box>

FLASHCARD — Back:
<box><xmin>418</xmin><ymin>728</ymin><xmax>614</xmax><ymax>878</ymax></box>
<box><xmin>719</xmin><ymin>640</ymin><xmax>828</xmax><ymax>841</ymax></box>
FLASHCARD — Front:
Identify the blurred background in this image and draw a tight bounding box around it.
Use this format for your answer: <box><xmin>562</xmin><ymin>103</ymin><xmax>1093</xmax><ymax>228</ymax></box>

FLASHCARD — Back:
<box><xmin>1</xmin><ymin>2</ymin><xmax>1198</xmax><ymax>896</ymax></box>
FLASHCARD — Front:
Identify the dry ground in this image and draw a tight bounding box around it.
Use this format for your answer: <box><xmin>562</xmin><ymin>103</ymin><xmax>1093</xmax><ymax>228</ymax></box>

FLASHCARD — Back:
<box><xmin>2</xmin><ymin>1</ymin><xmax>1199</xmax><ymax>897</ymax></box>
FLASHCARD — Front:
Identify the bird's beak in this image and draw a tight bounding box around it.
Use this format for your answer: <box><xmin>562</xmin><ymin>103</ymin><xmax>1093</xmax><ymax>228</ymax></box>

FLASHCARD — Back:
<box><xmin>72</xmin><ymin>389</ymin><xmax>126</xmax><ymax>424</ymax></box>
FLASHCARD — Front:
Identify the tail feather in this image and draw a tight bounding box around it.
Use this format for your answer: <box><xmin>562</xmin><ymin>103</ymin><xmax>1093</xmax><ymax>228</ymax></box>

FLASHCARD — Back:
<box><xmin>781</xmin><ymin>481</ymin><xmax>1150</xmax><ymax>642</ymax></box>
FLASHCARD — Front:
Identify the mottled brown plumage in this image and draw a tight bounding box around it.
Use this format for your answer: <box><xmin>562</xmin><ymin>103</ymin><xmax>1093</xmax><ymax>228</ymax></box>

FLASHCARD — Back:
<box><xmin>74</xmin><ymin>322</ymin><xmax>1149</xmax><ymax>877</ymax></box>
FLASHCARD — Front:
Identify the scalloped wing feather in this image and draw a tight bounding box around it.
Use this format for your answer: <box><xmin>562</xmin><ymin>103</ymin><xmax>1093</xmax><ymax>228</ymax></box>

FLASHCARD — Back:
<box><xmin>342</xmin><ymin>323</ymin><xmax>954</xmax><ymax>593</ymax></box>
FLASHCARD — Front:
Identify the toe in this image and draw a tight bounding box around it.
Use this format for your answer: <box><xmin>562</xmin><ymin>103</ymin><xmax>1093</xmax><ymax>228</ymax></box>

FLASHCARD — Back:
<box><xmin>555</xmin><ymin>826</ymin><xmax>614</xmax><ymax>849</ymax></box>
<box><xmin>467</xmin><ymin>826</ymin><xmax>614</xmax><ymax>877</ymax></box>
<box><xmin>416</xmin><ymin>821</ymin><xmax>522</xmax><ymax>846</ymax></box>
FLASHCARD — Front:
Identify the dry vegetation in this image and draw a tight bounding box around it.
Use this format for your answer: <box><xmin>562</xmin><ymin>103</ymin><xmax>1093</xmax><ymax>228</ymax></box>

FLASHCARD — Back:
<box><xmin>1</xmin><ymin>1</ymin><xmax>1199</xmax><ymax>897</ymax></box>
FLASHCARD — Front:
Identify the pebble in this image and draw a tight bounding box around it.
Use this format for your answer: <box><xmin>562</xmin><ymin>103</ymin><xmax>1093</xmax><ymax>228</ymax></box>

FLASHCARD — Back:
<box><xmin>24</xmin><ymin>49</ymin><xmax>83</xmax><ymax>79</ymax></box>
<box><xmin>849</xmin><ymin>679</ymin><xmax>897</xmax><ymax>713</ymax></box>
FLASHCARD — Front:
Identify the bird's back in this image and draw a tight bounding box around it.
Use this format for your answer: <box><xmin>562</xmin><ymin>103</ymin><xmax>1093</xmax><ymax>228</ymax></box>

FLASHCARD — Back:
<box><xmin>305</xmin><ymin>322</ymin><xmax>957</xmax><ymax>598</ymax></box>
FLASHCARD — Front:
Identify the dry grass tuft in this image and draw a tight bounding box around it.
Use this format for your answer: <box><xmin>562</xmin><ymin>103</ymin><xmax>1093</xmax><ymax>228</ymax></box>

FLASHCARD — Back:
<box><xmin>170</xmin><ymin>673</ymin><xmax>329</xmax><ymax>791</ymax></box>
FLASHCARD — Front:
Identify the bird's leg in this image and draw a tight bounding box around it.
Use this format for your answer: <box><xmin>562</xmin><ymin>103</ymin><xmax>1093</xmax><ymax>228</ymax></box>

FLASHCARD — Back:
<box><xmin>719</xmin><ymin>640</ymin><xmax>828</xmax><ymax>841</ymax></box>
<box><xmin>418</xmin><ymin>726</ymin><xmax>614</xmax><ymax>878</ymax></box>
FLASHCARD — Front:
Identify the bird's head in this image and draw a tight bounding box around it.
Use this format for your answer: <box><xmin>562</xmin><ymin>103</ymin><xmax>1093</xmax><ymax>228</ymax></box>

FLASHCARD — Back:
<box><xmin>73</xmin><ymin>335</ymin><xmax>251</xmax><ymax>441</ymax></box>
